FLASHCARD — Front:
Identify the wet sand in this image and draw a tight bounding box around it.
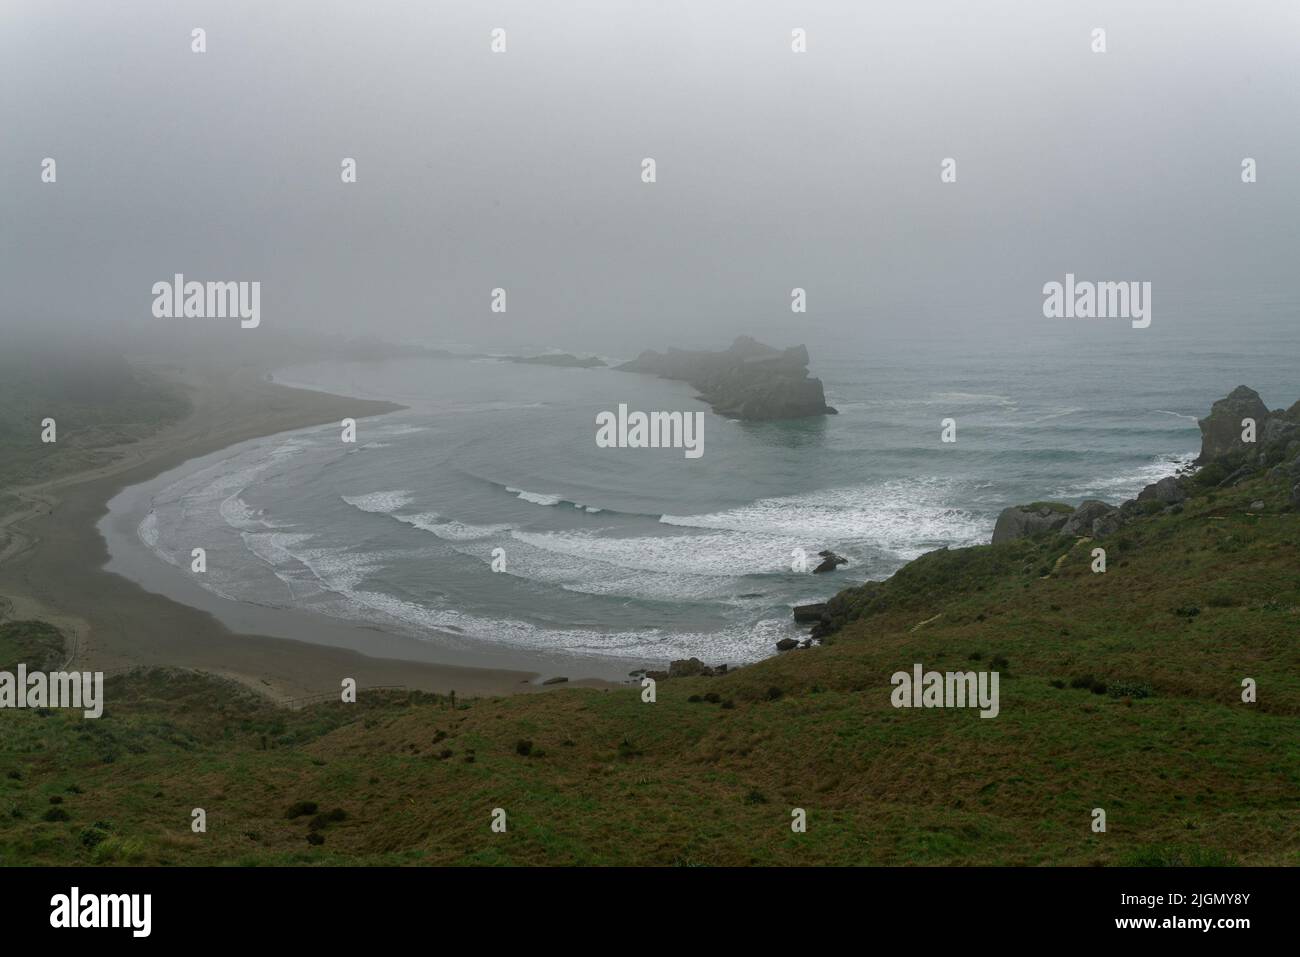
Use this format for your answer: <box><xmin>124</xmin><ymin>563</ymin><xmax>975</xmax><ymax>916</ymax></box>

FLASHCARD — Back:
<box><xmin>0</xmin><ymin>361</ymin><xmax>616</xmax><ymax>701</ymax></box>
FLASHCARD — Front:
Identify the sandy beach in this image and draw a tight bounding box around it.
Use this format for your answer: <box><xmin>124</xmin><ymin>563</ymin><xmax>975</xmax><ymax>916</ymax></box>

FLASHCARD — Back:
<box><xmin>0</xmin><ymin>361</ymin><xmax>615</xmax><ymax>701</ymax></box>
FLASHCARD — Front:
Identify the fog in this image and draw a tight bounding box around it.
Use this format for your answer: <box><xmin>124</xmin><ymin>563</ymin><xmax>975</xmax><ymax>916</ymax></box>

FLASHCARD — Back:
<box><xmin>2</xmin><ymin>0</ymin><xmax>1298</xmax><ymax>356</ymax></box>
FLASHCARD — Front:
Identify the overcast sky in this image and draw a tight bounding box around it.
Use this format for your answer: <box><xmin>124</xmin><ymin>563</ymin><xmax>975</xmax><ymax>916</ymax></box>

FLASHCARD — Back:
<box><xmin>2</xmin><ymin>0</ymin><xmax>1297</xmax><ymax>354</ymax></box>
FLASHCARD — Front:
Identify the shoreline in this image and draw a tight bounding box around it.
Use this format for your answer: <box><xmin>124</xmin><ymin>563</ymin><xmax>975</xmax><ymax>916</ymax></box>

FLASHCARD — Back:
<box><xmin>0</xmin><ymin>362</ymin><xmax>619</xmax><ymax>700</ymax></box>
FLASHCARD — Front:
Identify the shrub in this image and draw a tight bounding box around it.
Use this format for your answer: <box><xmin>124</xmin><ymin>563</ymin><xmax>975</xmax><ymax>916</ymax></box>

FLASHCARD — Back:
<box><xmin>306</xmin><ymin>832</ymin><xmax>325</xmax><ymax>846</ymax></box>
<box><xmin>1107</xmin><ymin>681</ymin><xmax>1152</xmax><ymax>699</ymax></box>
<box><xmin>79</xmin><ymin>827</ymin><xmax>108</xmax><ymax>849</ymax></box>
<box><xmin>515</xmin><ymin>739</ymin><xmax>533</xmax><ymax>756</ymax></box>
<box><xmin>1049</xmin><ymin>679</ymin><xmax>1065</xmax><ymax>689</ymax></box>
<box><xmin>284</xmin><ymin>801</ymin><xmax>318</xmax><ymax>820</ymax></box>
<box><xmin>42</xmin><ymin>807</ymin><xmax>70</xmax><ymax>822</ymax></box>
<box><xmin>765</xmin><ymin>687</ymin><xmax>783</xmax><ymax>701</ymax></box>
<box><xmin>1070</xmin><ymin>674</ymin><xmax>1108</xmax><ymax>695</ymax></box>
<box><xmin>744</xmin><ymin>789</ymin><xmax>768</xmax><ymax>805</ymax></box>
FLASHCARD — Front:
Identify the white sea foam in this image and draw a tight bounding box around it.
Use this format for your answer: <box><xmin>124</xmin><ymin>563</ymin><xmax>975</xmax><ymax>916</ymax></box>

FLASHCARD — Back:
<box><xmin>391</xmin><ymin>511</ymin><xmax>513</xmax><ymax>542</ymax></box>
<box><xmin>660</xmin><ymin>479</ymin><xmax>988</xmax><ymax>559</ymax></box>
<box><xmin>506</xmin><ymin>486</ymin><xmax>564</xmax><ymax>506</ymax></box>
<box><xmin>341</xmin><ymin>490</ymin><xmax>416</xmax><ymax>513</ymax></box>
<box><xmin>219</xmin><ymin>492</ymin><xmax>274</xmax><ymax>531</ymax></box>
<box><xmin>511</xmin><ymin>528</ymin><xmax>803</xmax><ymax>576</ymax></box>
<box><xmin>1050</xmin><ymin>451</ymin><xmax>1198</xmax><ymax>500</ymax></box>
<box><xmin>137</xmin><ymin>511</ymin><xmax>159</xmax><ymax>549</ymax></box>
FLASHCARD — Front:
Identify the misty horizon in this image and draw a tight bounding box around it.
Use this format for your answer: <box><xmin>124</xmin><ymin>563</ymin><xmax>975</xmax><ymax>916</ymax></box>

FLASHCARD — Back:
<box><xmin>3</xmin><ymin>0</ymin><xmax>1299</xmax><ymax>357</ymax></box>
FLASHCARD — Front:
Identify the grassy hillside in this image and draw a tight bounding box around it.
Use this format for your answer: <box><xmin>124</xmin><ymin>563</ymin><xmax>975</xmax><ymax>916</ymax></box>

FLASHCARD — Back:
<box><xmin>1</xmin><ymin>462</ymin><xmax>1295</xmax><ymax>866</ymax></box>
<box><xmin>0</xmin><ymin>339</ymin><xmax>189</xmax><ymax>491</ymax></box>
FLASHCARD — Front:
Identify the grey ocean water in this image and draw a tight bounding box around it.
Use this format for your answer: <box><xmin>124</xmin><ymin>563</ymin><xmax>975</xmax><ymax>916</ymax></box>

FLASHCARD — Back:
<box><xmin>124</xmin><ymin>306</ymin><xmax>1299</xmax><ymax>668</ymax></box>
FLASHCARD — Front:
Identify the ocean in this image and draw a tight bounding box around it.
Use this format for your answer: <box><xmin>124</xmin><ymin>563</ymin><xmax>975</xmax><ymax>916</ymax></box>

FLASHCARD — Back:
<box><xmin>109</xmin><ymin>309</ymin><xmax>1299</xmax><ymax>671</ymax></box>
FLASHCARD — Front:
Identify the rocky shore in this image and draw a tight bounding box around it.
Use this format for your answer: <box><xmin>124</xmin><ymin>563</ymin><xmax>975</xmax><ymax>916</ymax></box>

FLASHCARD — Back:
<box><xmin>990</xmin><ymin>385</ymin><xmax>1300</xmax><ymax>545</ymax></box>
<box><xmin>615</xmin><ymin>336</ymin><xmax>836</xmax><ymax>421</ymax></box>
<box><xmin>788</xmin><ymin>385</ymin><xmax>1300</xmax><ymax>647</ymax></box>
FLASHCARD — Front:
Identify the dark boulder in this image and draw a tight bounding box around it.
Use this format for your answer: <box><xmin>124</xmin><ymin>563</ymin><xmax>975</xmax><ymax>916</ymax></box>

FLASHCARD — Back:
<box><xmin>1262</xmin><ymin>416</ymin><xmax>1300</xmax><ymax>449</ymax></box>
<box><xmin>1061</xmin><ymin>500</ymin><xmax>1119</xmax><ymax>537</ymax></box>
<box><xmin>1137</xmin><ymin>476</ymin><xmax>1187</xmax><ymax>504</ymax></box>
<box><xmin>812</xmin><ymin>551</ymin><xmax>848</xmax><ymax>574</ymax></box>
<box><xmin>792</xmin><ymin>602</ymin><xmax>829</xmax><ymax>623</ymax></box>
<box><xmin>991</xmin><ymin>502</ymin><xmax>1074</xmax><ymax>544</ymax></box>
<box><xmin>667</xmin><ymin>657</ymin><xmax>716</xmax><ymax>678</ymax></box>
<box><xmin>775</xmin><ymin>638</ymin><xmax>800</xmax><ymax>652</ymax></box>
<box><xmin>1197</xmin><ymin>386</ymin><xmax>1269</xmax><ymax>463</ymax></box>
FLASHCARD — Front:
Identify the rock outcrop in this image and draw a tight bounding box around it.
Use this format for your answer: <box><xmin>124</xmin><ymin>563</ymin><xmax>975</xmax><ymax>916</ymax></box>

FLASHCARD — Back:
<box><xmin>1136</xmin><ymin>475</ymin><xmax>1188</xmax><ymax>505</ymax></box>
<box><xmin>615</xmin><ymin>336</ymin><xmax>836</xmax><ymax>421</ymax></box>
<box><xmin>1197</xmin><ymin>385</ymin><xmax>1276</xmax><ymax>463</ymax></box>
<box><xmin>812</xmin><ymin>550</ymin><xmax>848</xmax><ymax>573</ymax></box>
<box><xmin>1061</xmin><ymin>499</ymin><xmax>1120</xmax><ymax>537</ymax></box>
<box><xmin>991</xmin><ymin>502</ymin><xmax>1074</xmax><ymax>544</ymax></box>
<box><xmin>506</xmin><ymin>353</ymin><xmax>606</xmax><ymax>368</ymax></box>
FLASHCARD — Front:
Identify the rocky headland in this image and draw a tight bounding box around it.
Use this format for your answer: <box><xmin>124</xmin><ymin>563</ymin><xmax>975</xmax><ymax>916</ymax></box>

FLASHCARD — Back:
<box><xmin>615</xmin><ymin>336</ymin><xmax>837</xmax><ymax>421</ymax></box>
<box><xmin>990</xmin><ymin>385</ymin><xmax>1300</xmax><ymax>545</ymax></box>
<box><xmin>505</xmin><ymin>353</ymin><xmax>607</xmax><ymax>369</ymax></box>
<box><xmin>789</xmin><ymin>385</ymin><xmax>1300</xmax><ymax>647</ymax></box>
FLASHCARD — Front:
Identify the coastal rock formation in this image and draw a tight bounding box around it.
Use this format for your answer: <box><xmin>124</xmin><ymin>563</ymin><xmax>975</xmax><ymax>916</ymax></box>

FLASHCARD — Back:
<box><xmin>812</xmin><ymin>550</ymin><xmax>848</xmax><ymax>573</ymax></box>
<box><xmin>1136</xmin><ymin>475</ymin><xmax>1188</xmax><ymax>505</ymax></box>
<box><xmin>989</xmin><ymin>387</ymin><xmax>1300</xmax><ymax>545</ymax></box>
<box><xmin>800</xmin><ymin>386</ymin><xmax>1300</xmax><ymax>651</ymax></box>
<box><xmin>1061</xmin><ymin>499</ymin><xmax>1120</xmax><ymax>537</ymax></box>
<box><xmin>506</xmin><ymin>353</ymin><xmax>606</xmax><ymax>369</ymax></box>
<box><xmin>615</xmin><ymin>336</ymin><xmax>836</xmax><ymax>421</ymax></box>
<box><xmin>1197</xmin><ymin>385</ymin><xmax>1274</xmax><ymax>463</ymax></box>
<box><xmin>644</xmin><ymin>657</ymin><xmax>729</xmax><ymax>680</ymax></box>
<box><xmin>991</xmin><ymin>502</ymin><xmax>1074</xmax><ymax>544</ymax></box>
<box><xmin>792</xmin><ymin>602</ymin><xmax>829</xmax><ymax>623</ymax></box>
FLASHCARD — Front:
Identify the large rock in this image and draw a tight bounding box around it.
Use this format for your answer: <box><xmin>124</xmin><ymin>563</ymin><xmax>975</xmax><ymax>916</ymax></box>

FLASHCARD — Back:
<box><xmin>615</xmin><ymin>336</ymin><xmax>836</xmax><ymax>421</ymax></box>
<box><xmin>667</xmin><ymin>657</ymin><xmax>712</xmax><ymax>678</ymax></box>
<box><xmin>1197</xmin><ymin>386</ymin><xmax>1269</xmax><ymax>463</ymax></box>
<box><xmin>792</xmin><ymin>602</ymin><xmax>829</xmax><ymax>623</ymax></box>
<box><xmin>1137</xmin><ymin>475</ymin><xmax>1188</xmax><ymax>504</ymax></box>
<box><xmin>991</xmin><ymin>503</ymin><xmax>1074</xmax><ymax>544</ymax></box>
<box><xmin>1262</xmin><ymin>416</ymin><xmax>1300</xmax><ymax>449</ymax></box>
<box><xmin>1061</xmin><ymin>499</ymin><xmax>1119</xmax><ymax>537</ymax></box>
<box><xmin>812</xmin><ymin>550</ymin><xmax>848</xmax><ymax>574</ymax></box>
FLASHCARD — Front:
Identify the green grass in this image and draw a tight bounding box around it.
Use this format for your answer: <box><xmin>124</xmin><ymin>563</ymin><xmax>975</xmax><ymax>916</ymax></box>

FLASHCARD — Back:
<box><xmin>0</xmin><ymin>344</ymin><xmax>189</xmax><ymax>489</ymax></box>
<box><xmin>1</xmin><ymin>464</ymin><xmax>1296</xmax><ymax>866</ymax></box>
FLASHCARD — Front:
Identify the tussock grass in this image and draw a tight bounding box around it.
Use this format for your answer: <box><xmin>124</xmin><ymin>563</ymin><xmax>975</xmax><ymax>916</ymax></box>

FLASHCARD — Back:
<box><xmin>1</xmin><ymin>472</ymin><xmax>1297</xmax><ymax>866</ymax></box>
